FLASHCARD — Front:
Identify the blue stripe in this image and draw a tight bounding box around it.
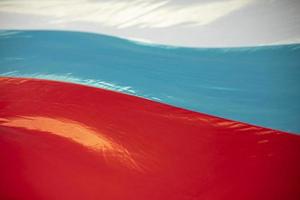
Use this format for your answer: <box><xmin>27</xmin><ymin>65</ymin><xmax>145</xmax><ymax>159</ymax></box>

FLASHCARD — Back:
<box><xmin>1</xmin><ymin>30</ymin><xmax>300</xmax><ymax>133</ymax></box>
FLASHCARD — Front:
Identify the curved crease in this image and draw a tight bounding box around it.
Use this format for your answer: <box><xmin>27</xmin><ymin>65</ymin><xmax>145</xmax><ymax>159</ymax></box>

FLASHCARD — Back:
<box><xmin>0</xmin><ymin>115</ymin><xmax>141</xmax><ymax>171</ymax></box>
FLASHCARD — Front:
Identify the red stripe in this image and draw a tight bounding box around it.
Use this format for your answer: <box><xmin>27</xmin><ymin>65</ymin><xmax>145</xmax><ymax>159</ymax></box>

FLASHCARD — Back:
<box><xmin>1</xmin><ymin>77</ymin><xmax>300</xmax><ymax>200</ymax></box>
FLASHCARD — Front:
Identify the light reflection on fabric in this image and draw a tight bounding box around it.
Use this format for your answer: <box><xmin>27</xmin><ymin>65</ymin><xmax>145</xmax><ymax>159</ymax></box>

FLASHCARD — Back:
<box><xmin>0</xmin><ymin>116</ymin><xmax>141</xmax><ymax>171</ymax></box>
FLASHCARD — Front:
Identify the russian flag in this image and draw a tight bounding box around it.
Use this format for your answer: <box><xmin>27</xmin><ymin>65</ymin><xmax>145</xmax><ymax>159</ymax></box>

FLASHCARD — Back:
<box><xmin>1</xmin><ymin>1</ymin><xmax>300</xmax><ymax>199</ymax></box>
